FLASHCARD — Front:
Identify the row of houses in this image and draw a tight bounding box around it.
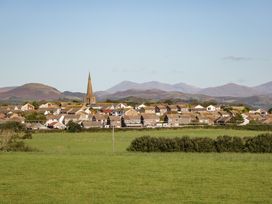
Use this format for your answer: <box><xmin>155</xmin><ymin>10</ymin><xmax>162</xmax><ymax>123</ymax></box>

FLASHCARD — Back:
<box><xmin>0</xmin><ymin>102</ymin><xmax>271</xmax><ymax>130</ymax></box>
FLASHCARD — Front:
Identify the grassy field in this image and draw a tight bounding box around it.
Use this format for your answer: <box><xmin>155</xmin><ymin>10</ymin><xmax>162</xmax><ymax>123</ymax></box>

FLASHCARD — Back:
<box><xmin>1</xmin><ymin>128</ymin><xmax>272</xmax><ymax>203</ymax></box>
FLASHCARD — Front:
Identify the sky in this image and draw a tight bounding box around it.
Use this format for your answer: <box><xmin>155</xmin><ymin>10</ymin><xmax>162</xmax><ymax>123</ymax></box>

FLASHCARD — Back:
<box><xmin>0</xmin><ymin>0</ymin><xmax>272</xmax><ymax>92</ymax></box>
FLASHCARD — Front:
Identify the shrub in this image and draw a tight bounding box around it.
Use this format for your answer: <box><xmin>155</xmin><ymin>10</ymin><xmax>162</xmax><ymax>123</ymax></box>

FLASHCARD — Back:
<box><xmin>127</xmin><ymin>134</ymin><xmax>272</xmax><ymax>153</ymax></box>
<box><xmin>21</xmin><ymin>131</ymin><xmax>33</xmax><ymax>139</ymax></box>
<box><xmin>215</xmin><ymin>136</ymin><xmax>244</xmax><ymax>152</ymax></box>
<box><xmin>0</xmin><ymin>121</ymin><xmax>26</xmax><ymax>132</ymax></box>
<box><xmin>192</xmin><ymin>137</ymin><xmax>216</xmax><ymax>152</ymax></box>
<box><xmin>66</xmin><ymin>121</ymin><xmax>82</xmax><ymax>133</ymax></box>
<box><xmin>244</xmin><ymin>134</ymin><xmax>272</xmax><ymax>153</ymax></box>
<box><xmin>0</xmin><ymin>129</ymin><xmax>34</xmax><ymax>152</ymax></box>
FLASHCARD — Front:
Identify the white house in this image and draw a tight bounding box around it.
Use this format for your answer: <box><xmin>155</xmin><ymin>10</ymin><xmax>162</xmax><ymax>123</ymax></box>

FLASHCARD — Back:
<box><xmin>39</xmin><ymin>103</ymin><xmax>58</xmax><ymax>109</ymax></box>
<box><xmin>136</xmin><ymin>103</ymin><xmax>146</xmax><ymax>110</ymax></box>
<box><xmin>207</xmin><ymin>105</ymin><xmax>220</xmax><ymax>112</ymax></box>
<box><xmin>21</xmin><ymin>103</ymin><xmax>35</xmax><ymax>111</ymax></box>
<box><xmin>194</xmin><ymin>105</ymin><xmax>204</xmax><ymax>109</ymax></box>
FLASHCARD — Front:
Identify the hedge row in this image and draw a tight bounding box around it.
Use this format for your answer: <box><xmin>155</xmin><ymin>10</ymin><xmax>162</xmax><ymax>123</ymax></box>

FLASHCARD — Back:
<box><xmin>127</xmin><ymin>134</ymin><xmax>272</xmax><ymax>153</ymax></box>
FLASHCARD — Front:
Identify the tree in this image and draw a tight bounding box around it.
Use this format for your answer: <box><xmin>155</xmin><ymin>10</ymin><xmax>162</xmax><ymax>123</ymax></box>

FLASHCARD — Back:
<box><xmin>24</xmin><ymin>112</ymin><xmax>46</xmax><ymax>122</ymax></box>
<box><xmin>230</xmin><ymin>113</ymin><xmax>244</xmax><ymax>124</ymax></box>
<box><xmin>66</xmin><ymin>121</ymin><xmax>82</xmax><ymax>132</ymax></box>
<box><xmin>31</xmin><ymin>101</ymin><xmax>39</xmax><ymax>110</ymax></box>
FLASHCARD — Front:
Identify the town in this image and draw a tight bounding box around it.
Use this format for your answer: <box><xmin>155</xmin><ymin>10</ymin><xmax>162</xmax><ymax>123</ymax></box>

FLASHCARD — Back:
<box><xmin>0</xmin><ymin>74</ymin><xmax>271</xmax><ymax>130</ymax></box>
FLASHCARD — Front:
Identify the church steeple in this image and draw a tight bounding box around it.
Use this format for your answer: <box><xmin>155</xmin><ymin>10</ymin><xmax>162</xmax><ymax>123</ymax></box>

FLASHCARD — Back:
<box><xmin>85</xmin><ymin>72</ymin><xmax>96</xmax><ymax>105</ymax></box>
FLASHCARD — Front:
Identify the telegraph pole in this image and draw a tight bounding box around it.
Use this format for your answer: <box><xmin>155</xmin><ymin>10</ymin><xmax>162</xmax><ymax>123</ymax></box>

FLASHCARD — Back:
<box><xmin>112</xmin><ymin>125</ymin><xmax>115</xmax><ymax>153</ymax></box>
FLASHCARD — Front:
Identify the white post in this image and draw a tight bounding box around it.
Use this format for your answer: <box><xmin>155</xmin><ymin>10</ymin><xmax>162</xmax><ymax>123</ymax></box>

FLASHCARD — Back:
<box><xmin>112</xmin><ymin>125</ymin><xmax>115</xmax><ymax>153</ymax></box>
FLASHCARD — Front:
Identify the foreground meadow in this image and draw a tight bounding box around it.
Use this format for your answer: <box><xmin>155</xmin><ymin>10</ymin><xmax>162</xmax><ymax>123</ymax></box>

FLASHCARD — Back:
<box><xmin>1</xmin><ymin>129</ymin><xmax>272</xmax><ymax>203</ymax></box>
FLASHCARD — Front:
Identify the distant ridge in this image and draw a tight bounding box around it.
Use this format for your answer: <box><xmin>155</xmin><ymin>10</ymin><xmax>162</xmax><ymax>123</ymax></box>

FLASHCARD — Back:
<box><xmin>106</xmin><ymin>80</ymin><xmax>272</xmax><ymax>97</ymax></box>
<box><xmin>254</xmin><ymin>81</ymin><xmax>272</xmax><ymax>94</ymax></box>
<box><xmin>198</xmin><ymin>83</ymin><xmax>262</xmax><ymax>97</ymax></box>
<box><xmin>106</xmin><ymin>81</ymin><xmax>200</xmax><ymax>94</ymax></box>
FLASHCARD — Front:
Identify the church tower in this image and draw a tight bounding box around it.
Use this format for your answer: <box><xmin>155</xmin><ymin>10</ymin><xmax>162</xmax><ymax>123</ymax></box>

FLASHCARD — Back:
<box><xmin>85</xmin><ymin>73</ymin><xmax>96</xmax><ymax>105</ymax></box>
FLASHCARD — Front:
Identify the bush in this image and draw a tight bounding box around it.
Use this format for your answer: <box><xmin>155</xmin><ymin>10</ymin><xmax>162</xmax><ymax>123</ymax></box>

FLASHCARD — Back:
<box><xmin>215</xmin><ymin>136</ymin><xmax>244</xmax><ymax>152</ymax></box>
<box><xmin>244</xmin><ymin>134</ymin><xmax>272</xmax><ymax>153</ymax></box>
<box><xmin>0</xmin><ymin>121</ymin><xmax>26</xmax><ymax>132</ymax></box>
<box><xmin>0</xmin><ymin>129</ymin><xmax>34</xmax><ymax>152</ymax></box>
<box><xmin>21</xmin><ymin>131</ymin><xmax>33</xmax><ymax>139</ymax></box>
<box><xmin>127</xmin><ymin>134</ymin><xmax>272</xmax><ymax>153</ymax></box>
<box><xmin>66</xmin><ymin>121</ymin><xmax>82</xmax><ymax>133</ymax></box>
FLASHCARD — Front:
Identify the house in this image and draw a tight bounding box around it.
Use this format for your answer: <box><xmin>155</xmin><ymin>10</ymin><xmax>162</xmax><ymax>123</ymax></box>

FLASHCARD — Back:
<box><xmin>263</xmin><ymin>116</ymin><xmax>272</xmax><ymax>125</ymax></box>
<box><xmin>92</xmin><ymin>114</ymin><xmax>107</xmax><ymax>126</ymax></box>
<box><xmin>140</xmin><ymin>114</ymin><xmax>160</xmax><ymax>127</ymax></box>
<box><xmin>107</xmin><ymin>116</ymin><xmax>122</xmax><ymax>128</ymax></box>
<box><xmin>47</xmin><ymin>121</ymin><xmax>66</xmax><ymax>130</ymax></box>
<box><xmin>249</xmin><ymin>109</ymin><xmax>268</xmax><ymax>116</ymax></box>
<box><xmin>194</xmin><ymin>105</ymin><xmax>204</xmax><ymax>109</ymax></box>
<box><xmin>197</xmin><ymin>115</ymin><xmax>214</xmax><ymax>125</ymax></box>
<box><xmin>206</xmin><ymin>105</ymin><xmax>220</xmax><ymax>112</ymax></box>
<box><xmin>76</xmin><ymin>111</ymin><xmax>90</xmax><ymax>121</ymax></box>
<box><xmin>115</xmin><ymin>103</ymin><xmax>132</xmax><ymax>109</ymax></box>
<box><xmin>179</xmin><ymin>114</ymin><xmax>195</xmax><ymax>125</ymax></box>
<box><xmin>155</xmin><ymin>105</ymin><xmax>168</xmax><ymax>115</ymax></box>
<box><xmin>81</xmin><ymin>121</ymin><xmax>102</xmax><ymax>129</ymax></box>
<box><xmin>112</xmin><ymin>108</ymin><xmax>126</xmax><ymax>116</ymax></box>
<box><xmin>136</xmin><ymin>103</ymin><xmax>146</xmax><ymax>110</ymax></box>
<box><xmin>39</xmin><ymin>103</ymin><xmax>58</xmax><ymax>109</ymax></box>
<box><xmin>177</xmin><ymin>104</ymin><xmax>190</xmax><ymax>113</ymax></box>
<box><xmin>21</xmin><ymin>103</ymin><xmax>35</xmax><ymax>111</ymax></box>
<box><xmin>124</xmin><ymin>109</ymin><xmax>139</xmax><ymax>116</ymax></box>
<box><xmin>26</xmin><ymin>123</ymin><xmax>48</xmax><ymax>130</ymax></box>
<box><xmin>67</xmin><ymin>108</ymin><xmax>82</xmax><ymax>115</ymax></box>
<box><xmin>163</xmin><ymin>114</ymin><xmax>182</xmax><ymax>127</ymax></box>
<box><xmin>144</xmin><ymin>106</ymin><xmax>156</xmax><ymax>114</ymax></box>
<box><xmin>191</xmin><ymin>105</ymin><xmax>206</xmax><ymax>112</ymax></box>
<box><xmin>246</xmin><ymin>113</ymin><xmax>265</xmax><ymax>122</ymax></box>
<box><xmin>63</xmin><ymin>115</ymin><xmax>80</xmax><ymax>125</ymax></box>
<box><xmin>218</xmin><ymin>111</ymin><xmax>231</xmax><ymax>118</ymax></box>
<box><xmin>215</xmin><ymin>116</ymin><xmax>232</xmax><ymax>125</ymax></box>
<box><xmin>45</xmin><ymin>114</ymin><xmax>65</xmax><ymax>126</ymax></box>
<box><xmin>123</xmin><ymin>115</ymin><xmax>142</xmax><ymax>127</ymax></box>
<box><xmin>166</xmin><ymin>105</ymin><xmax>178</xmax><ymax>113</ymax></box>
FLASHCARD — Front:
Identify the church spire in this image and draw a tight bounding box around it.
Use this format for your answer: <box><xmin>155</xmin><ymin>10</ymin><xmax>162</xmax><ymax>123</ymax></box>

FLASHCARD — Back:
<box><xmin>85</xmin><ymin>72</ymin><xmax>96</xmax><ymax>105</ymax></box>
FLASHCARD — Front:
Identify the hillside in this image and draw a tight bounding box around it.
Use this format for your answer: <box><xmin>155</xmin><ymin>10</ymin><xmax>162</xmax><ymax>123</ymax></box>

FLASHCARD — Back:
<box><xmin>0</xmin><ymin>87</ymin><xmax>16</xmax><ymax>93</ymax></box>
<box><xmin>0</xmin><ymin>83</ymin><xmax>62</xmax><ymax>101</ymax></box>
<box><xmin>254</xmin><ymin>81</ymin><xmax>272</xmax><ymax>94</ymax></box>
<box><xmin>198</xmin><ymin>83</ymin><xmax>262</xmax><ymax>97</ymax></box>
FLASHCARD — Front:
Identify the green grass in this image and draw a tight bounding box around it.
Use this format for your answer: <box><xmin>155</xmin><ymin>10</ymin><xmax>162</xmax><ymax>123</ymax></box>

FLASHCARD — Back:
<box><xmin>1</xmin><ymin>129</ymin><xmax>272</xmax><ymax>204</ymax></box>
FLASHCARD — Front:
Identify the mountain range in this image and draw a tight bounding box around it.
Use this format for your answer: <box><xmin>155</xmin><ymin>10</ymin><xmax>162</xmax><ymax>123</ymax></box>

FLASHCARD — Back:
<box><xmin>0</xmin><ymin>81</ymin><xmax>271</xmax><ymax>109</ymax></box>
<box><xmin>106</xmin><ymin>81</ymin><xmax>272</xmax><ymax>97</ymax></box>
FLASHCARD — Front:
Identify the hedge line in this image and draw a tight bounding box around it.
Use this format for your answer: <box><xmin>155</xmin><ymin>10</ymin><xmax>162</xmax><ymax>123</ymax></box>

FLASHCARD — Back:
<box><xmin>127</xmin><ymin>134</ymin><xmax>272</xmax><ymax>153</ymax></box>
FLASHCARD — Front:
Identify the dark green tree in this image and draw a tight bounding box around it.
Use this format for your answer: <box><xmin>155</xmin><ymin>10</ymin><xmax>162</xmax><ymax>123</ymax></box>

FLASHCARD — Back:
<box><xmin>66</xmin><ymin>121</ymin><xmax>82</xmax><ymax>132</ymax></box>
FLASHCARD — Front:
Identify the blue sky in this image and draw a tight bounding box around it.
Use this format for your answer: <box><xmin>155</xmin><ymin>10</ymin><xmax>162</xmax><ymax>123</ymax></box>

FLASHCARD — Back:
<box><xmin>0</xmin><ymin>0</ymin><xmax>271</xmax><ymax>92</ymax></box>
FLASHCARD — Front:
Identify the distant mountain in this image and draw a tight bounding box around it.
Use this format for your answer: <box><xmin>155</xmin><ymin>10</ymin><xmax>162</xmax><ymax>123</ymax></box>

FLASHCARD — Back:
<box><xmin>0</xmin><ymin>83</ymin><xmax>62</xmax><ymax>101</ymax></box>
<box><xmin>198</xmin><ymin>83</ymin><xmax>262</xmax><ymax>97</ymax></box>
<box><xmin>173</xmin><ymin>82</ymin><xmax>201</xmax><ymax>93</ymax></box>
<box><xmin>97</xmin><ymin>88</ymin><xmax>213</xmax><ymax>101</ymax></box>
<box><xmin>0</xmin><ymin>87</ymin><xmax>16</xmax><ymax>93</ymax></box>
<box><xmin>106</xmin><ymin>81</ymin><xmax>200</xmax><ymax>94</ymax></box>
<box><xmin>254</xmin><ymin>81</ymin><xmax>272</xmax><ymax>94</ymax></box>
<box><xmin>62</xmin><ymin>91</ymin><xmax>85</xmax><ymax>100</ymax></box>
<box><xmin>97</xmin><ymin>88</ymin><xmax>272</xmax><ymax>109</ymax></box>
